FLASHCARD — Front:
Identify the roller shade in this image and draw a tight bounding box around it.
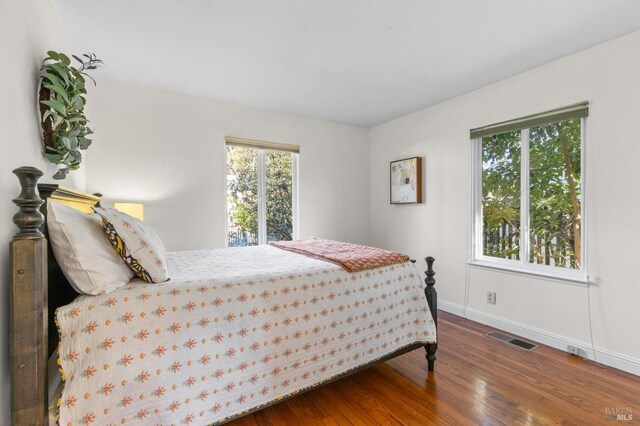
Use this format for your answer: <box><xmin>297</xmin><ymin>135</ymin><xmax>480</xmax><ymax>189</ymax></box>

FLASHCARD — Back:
<box><xmin>470</xmin><ymin>102</ymin><xmax>588</xmax><ymax>140</ymax></box>
<box><xmin>225</xmin><ymin>136</ymin><xmax>300</xmax><ymax>153</ymax></box>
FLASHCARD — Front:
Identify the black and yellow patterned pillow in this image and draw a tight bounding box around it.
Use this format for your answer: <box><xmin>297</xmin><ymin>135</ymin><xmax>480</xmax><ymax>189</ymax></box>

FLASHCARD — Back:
<box><xmin>93</xmin><ymin>207</ymin><xmax>169</xmax><ymax>283</ymax></box>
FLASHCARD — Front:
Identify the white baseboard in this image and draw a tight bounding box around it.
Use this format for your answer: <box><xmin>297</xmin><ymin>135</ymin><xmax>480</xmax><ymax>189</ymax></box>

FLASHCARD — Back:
<box><xmin>439</xmin><ymin>300</ymin><xmax>640</xmax><ymax>377</ymax></box>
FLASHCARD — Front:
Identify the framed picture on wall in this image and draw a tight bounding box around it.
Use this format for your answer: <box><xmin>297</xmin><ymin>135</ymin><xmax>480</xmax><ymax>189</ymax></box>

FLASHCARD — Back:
<box><xmin>390</xmin><ymin>157</ymin><xmax>422</xmax><ymax>204</ymax></box>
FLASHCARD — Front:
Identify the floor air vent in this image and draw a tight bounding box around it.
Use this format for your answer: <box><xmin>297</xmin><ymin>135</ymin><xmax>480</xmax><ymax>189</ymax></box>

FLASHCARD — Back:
<box><xmin>486</xmin><ymin>331</ymin><xmax>538</xmax><ymax>351</ymax></box>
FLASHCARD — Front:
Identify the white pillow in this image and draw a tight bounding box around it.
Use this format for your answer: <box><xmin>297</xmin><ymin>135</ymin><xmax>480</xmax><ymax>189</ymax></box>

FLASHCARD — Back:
<box><xmin>93</xmin><ymin>207</ymin><xmax>169</xmax><ymax>283</ymax></box>
<box><xmin>47</xmin><ymin>202</ymin><xmax>134</xmax><ymax>295</ymax></box>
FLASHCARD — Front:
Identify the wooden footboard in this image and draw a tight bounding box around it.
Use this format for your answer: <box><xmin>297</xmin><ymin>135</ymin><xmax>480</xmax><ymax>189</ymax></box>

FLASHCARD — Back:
<box><xmin>424</xmin><ymin>256</ymin><xmax>438</xmax><ymax>371</ymax></box>
<box><xmin>411</xmin><ymin>257</ymin><xmax>438</xmax><ymax>371</ymax></box>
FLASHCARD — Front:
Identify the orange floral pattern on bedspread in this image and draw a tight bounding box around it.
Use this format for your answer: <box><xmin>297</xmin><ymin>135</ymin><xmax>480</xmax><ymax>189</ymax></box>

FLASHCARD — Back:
<box><xmin>56</xmin><ymin>246</ymin><xmax>436</xmax><ymax>426</ymax></box>
<box><xmin>271</xmin><ymin>237</ymin><xmax>410</xmax><ymax>272</ymax></box>
<box><xmin>55</xmin><ymin>246</ymin><xmax>436</xmax><ymax>425</ymax></box>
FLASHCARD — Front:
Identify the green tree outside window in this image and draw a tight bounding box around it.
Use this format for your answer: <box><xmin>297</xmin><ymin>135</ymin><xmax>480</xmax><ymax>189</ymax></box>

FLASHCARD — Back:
<box><xmin>227</xmin><ymin>146</ymin><xmax>294</xmax><ymax>246</ymax></box>
<box><xmin>482</xmin><ymin>118</ymin><xmax>581</xmax><ymax>269</ymax></box>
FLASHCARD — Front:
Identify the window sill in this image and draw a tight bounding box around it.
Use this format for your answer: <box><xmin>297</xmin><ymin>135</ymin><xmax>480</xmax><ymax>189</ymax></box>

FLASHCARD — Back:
<box><xmin>468</xmin><ymin>259</ymin><xmax>589</xmax><ymax>286</ymax></box>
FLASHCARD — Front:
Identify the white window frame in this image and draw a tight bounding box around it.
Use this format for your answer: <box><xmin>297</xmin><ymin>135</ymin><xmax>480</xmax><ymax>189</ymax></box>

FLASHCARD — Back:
<box><xmin>469</xmin><ymin>118</ymin><xmax>588</xmax><ymax>284</ymax></box>
<box><xmin>225</xmin><ymin>146</ymin><xmax>299</xmax><ymax>247</ymax></box>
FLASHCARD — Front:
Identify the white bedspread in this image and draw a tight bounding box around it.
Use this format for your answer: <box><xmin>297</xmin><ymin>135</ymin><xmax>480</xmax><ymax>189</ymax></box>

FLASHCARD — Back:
<box><xmin>56</xmin><ymin>245</ymin><xmax>436</xmax><ymax>425</ymax></box>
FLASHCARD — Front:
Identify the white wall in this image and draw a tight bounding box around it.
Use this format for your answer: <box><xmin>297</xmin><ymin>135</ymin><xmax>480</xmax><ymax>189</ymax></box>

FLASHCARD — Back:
<box><xmin>86</xmin><ymin>80</ymin><xmax>370</xmax><ymax>251</ymax></box>
<box><xmin>0</xmin><ymin>0</ymin><xmax>84</xmax><ymax>421</ymax></box>
<box><xmin>369</xmin><ymin>30</ymin><xmax>640</xmax><ymax>373</ymax></box>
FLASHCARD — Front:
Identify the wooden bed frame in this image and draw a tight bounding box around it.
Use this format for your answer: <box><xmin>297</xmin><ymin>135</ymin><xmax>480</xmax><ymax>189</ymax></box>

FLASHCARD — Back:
<box><xmin>9</xmin><ymin>166</ymin><xmax>438</xmax><ymax>425</ymax></box>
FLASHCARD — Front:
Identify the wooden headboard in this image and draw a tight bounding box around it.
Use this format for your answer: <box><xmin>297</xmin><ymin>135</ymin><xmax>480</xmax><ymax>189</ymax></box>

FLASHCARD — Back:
<box><xmin>10</xmin><ymin>166</ymin><xmax>101</xmax><ymax>424</ymax></box>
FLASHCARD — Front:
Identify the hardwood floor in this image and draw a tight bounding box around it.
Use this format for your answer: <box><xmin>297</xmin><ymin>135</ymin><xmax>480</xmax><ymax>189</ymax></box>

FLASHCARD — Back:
<box><xmin>229</xmin><ymin>311</ymin><xmax>639</xmax><ymax>425</ymax></box>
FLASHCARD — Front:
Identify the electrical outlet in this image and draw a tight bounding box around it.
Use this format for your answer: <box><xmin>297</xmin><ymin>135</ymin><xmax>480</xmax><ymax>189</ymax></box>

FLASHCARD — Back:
<box><xmin>567</xmin><ymin>345</ymin><xmax>581</xmax><ymax>356</ymax></box>
<box><xmin>487</xmin><ymin>291</ymin><xmax>496</xmax><ymax>304</ymax></box>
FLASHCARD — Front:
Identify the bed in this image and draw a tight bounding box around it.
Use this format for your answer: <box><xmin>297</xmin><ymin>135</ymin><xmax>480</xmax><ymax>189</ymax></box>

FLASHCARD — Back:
<box><xmin>9</xmin><ymin>166</ymin><xmax>438</xmax><ymax>425</ymax></box>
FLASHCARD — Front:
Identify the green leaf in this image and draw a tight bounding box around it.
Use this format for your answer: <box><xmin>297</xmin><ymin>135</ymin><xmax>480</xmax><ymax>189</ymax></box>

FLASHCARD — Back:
<box><xmin>42</xmin><ymin>109</ymin><xmax>52</xmax><ymax>123</ymax></box>
<box><xmin>46</xmin><ymin>51</ymin><xmax>70</xmax><ymax>66</ymax></box>
<box><xmin>74</xmin><ymin>96</ymin><xmax>84</xmax><ymax>110</ymax></box>
<box><xmin>82</xmin><ymin>72</ymin><xmax>96</xmax><ymax>86</ymax></box>
<box><xmin>69</xmin><ymin>67</ymin><xmax>81</xmax><ymax>80</ymax></box>
<box><xmin>41</xmin><ymin>99</ymin><xmax>67</xmax><ymax>117</ymax></box>
<box><xmin>76</xmin><ymin>73</ymin><xmax>87</xmax><ymax>87</ymax></box>
<box><xmin>68</xmin><ymin>135</ymin><xmax>78</xmax><ymax>149</ymax></box>
<box><xmin>49</xmin><ymin>63</ymin><xmax>71</xmax><ymax>86</ymax></box>
<box><xmin>43</xmin><ymin>84</ymin><xmax>70</xmax><ymax>103</ymax></box>
<box><xmin>53</xmin><ymin>169</ymin><xmax>68</xmax><ymax>180</ymax></box>
<box><xmin>43</xmin><ymin>152</ymin><xmax>63</xmax><ymax>163</ymax></box>
<box><xmin>46</xmin><ymin>51</ymin><xmax>62</xmax><ymax>61</ymax></box>
<box><xmin>61</xmin><ymin>137</ymin><xmax>71</xmax><ymax>149</ymax></box>
<box><xmin>78</xmin><ymin>137</ymin><xmax>92</xmax><ymax>149</ymax></box>
<box><xmin>69</xmin><ymin>149</ymin><xmax>82</xmax><ymax>162</ymax></box>
<box><xmin>58</xmin><ymin>53</ymin><xmax>71</xmax><ymax>66</ymax></box>
<box><xmin>41</xmin><ymin>72</ymin><xmax>65</xmax><ymax>89</ymax></box>
<box><xmin>61</xmin><ymin>153</ymin><xmax>72</xmax><ymax>165</ymax></box>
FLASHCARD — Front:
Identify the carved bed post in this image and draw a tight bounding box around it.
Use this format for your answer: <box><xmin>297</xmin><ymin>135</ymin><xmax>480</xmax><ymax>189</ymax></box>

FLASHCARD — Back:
<box><xmin>424</xmin><ymin>256</ymin><xmax>437</xmax><ymax>371</ymax></box>
<box><xmin>10</xmin><ymin>166</ymin><xmax>47</xmax><ymax>425</ymax></box>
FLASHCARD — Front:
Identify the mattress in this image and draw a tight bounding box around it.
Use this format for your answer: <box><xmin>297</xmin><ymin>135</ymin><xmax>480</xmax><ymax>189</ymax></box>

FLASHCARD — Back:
<box><xmin>55</xmin><ymin>245</ymin><xmax>436</xmax><ymax>425</ymax></box>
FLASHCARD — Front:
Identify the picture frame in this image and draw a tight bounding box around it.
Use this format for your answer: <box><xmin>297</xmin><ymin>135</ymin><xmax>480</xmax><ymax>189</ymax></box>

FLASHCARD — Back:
<box><xmin>390</xmin><ymin>157</ymin><xmax>422</xmax><ymax>204</ymax></box>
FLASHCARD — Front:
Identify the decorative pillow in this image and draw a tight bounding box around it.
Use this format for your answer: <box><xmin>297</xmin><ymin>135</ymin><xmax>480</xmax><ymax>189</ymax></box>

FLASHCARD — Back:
<box><xmin>47</xmin><ymin>202</ymin><xmax>134</xmax><ymax>295</ymax></box>
<box><xmin>93</xmin><ymin>207</ymin><xmax>169</xmax><ymax>283</ymax></box>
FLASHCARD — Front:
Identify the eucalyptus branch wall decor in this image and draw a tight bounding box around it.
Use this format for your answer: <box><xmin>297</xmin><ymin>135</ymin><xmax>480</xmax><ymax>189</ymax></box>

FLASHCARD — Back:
<box><xmin>39</xmin><ymin>51</ymin><xmax>103</xmax><ymax>179</ymax></box>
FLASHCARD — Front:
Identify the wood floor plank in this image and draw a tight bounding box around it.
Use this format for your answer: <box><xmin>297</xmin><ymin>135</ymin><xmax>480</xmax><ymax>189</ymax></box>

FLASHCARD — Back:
<box><xmin>441</xmin><ymin>318</ymin><xmax>636</xmax><ymax>416</ymax></box>
<box><xmin>229</xmin><ymin>311</ymin><xmax>640</xmax><ymax>425</ymax></box>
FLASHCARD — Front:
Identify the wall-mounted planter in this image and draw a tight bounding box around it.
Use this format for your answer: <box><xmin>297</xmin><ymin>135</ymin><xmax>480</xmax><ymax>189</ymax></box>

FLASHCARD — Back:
<box><xmin>38</xmin><ymin>51</ymin><xmax>102</xmax><ymax>179</ymax></box>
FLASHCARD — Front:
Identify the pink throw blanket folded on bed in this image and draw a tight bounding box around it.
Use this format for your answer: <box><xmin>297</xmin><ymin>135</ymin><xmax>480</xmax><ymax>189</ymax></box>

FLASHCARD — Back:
<box><xmin>271</xmin><ymin>237</ymin><xmax>410</xmax><ymax>272</ymax></box>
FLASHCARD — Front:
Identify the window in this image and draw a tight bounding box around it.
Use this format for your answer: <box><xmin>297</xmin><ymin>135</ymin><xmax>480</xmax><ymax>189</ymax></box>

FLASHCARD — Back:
<box><xmin>225</xmin><ymin>137</ymin><xmax>298</xmax><ymax>247</ymax></box>
<box><xmin>470</xmin><ymin>103</ymin><xmax>587</xmax><ymax>282</ymax></box>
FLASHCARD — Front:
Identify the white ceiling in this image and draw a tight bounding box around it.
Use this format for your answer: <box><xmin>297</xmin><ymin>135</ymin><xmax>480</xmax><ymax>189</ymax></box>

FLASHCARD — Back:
<box><xmin>56</xmin><ymin>0</ymin><xmax>640</xmax><ymax>128</ymax></box>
